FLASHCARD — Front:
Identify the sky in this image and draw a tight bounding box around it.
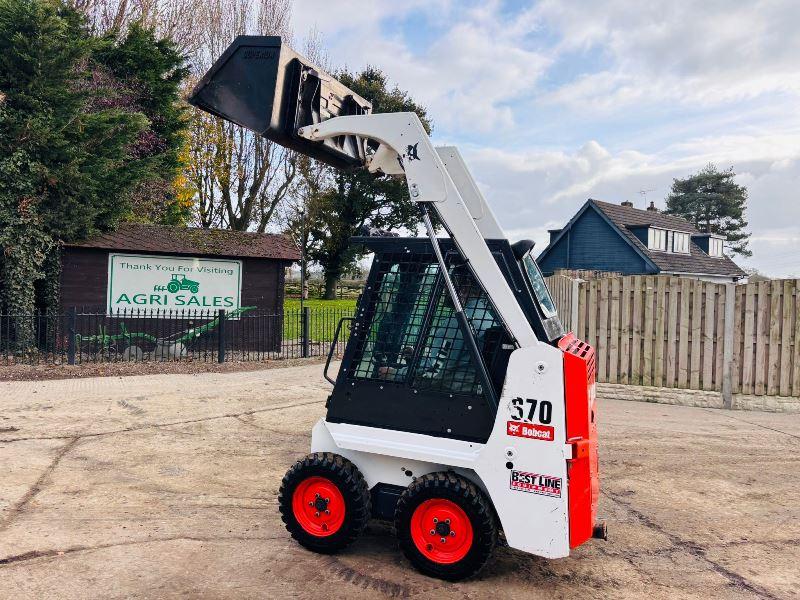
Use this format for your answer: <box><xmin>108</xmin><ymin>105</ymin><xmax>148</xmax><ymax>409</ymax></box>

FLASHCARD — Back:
<box><xmin>292</xmin><ymin>0</ymin><xmax>800</xmax><ymax>277</ymax></box>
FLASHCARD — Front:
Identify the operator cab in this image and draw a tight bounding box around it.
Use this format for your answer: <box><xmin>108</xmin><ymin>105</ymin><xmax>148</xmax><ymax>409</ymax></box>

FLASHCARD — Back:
<box><xmin>325</xmin><ymin>236</ymin><xmax>564</xmax><ymax>444</ymax></box>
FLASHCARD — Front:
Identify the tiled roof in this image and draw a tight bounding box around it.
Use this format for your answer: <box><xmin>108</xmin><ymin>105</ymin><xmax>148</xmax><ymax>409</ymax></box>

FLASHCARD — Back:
<box><xmin>590</xmin><ymin>200</ymin><xmax>746</xmax><ymax>277</ymax></box>
<box><xmin>66</xmin><ymin>224</ymin><xmax>300</xmax><ymax>261</ymax></box>
<box><xmin>591</xmin><ymin>199</ymin><xmax>699</xmax><ymax>233</ymax></box>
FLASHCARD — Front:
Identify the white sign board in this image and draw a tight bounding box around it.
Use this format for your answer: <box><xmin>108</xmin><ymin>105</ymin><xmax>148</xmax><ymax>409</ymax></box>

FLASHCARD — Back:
<box><xmin>107</xmin><ymin>253</ymin><xmax>242</xmax><ymax>318</ymax></box>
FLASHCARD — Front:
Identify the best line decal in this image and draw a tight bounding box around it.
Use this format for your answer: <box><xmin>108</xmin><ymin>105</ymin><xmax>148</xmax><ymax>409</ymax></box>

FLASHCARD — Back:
<box><xmin>509</xmin><ymin>470</ymin><xmax>562</xmax><ymax>498</ymax></box>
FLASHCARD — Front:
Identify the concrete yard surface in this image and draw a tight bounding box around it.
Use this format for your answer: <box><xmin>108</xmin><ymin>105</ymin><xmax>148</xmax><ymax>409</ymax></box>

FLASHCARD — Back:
<box><xmin>1</xmin><ymin>363</ymin><xmax>798</xmax><ymax>599</ymax></box>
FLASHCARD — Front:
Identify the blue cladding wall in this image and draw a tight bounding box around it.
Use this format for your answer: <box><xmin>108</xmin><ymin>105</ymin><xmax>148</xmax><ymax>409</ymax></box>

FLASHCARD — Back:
<box><xmin>539</xmin><ymin>207</ymin><xmax>655</xmax><ymax>275</ymax></box>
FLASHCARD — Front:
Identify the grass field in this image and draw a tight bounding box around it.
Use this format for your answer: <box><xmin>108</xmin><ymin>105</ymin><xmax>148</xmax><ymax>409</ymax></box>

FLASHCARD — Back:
<box><xmin>284</xmin><ymin>298</ymin><xmax>357</xmax><ymax>311</ymax></box>
<box><xmin>282</xmin><ymin>298</ymin><xmax>356</xmax><ymax>342</ymax></box>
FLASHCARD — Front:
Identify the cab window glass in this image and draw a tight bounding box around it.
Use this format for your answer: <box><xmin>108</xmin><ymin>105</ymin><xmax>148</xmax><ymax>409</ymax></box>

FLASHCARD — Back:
<box><xmin>410</xmin><ymin>262</ymin><xmax>503</xmax><ymax>397</ymax></box>
<box><xmin>522</xmin><ymin>252</ymin><xmax>557</xmax><ymax>318</ymax></box>
<box><xmin>349</xmin><ymin>257</ymin><xmax>437</xmax><ymax>382</ymax></box>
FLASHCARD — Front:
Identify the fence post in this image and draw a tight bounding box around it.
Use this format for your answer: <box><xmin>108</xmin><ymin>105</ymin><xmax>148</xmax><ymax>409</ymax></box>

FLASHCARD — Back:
<box><xmin>570</xmin><ymin>277</ymin><xmax>582</xmax><ymax>333</ymax></box>
<box><xmin>302</xmin><ymin>306</ymin><xmax>310</xmax><ymax>358</ymax></box>
<box><xmin>67</xmin><ymin>307</ymin><xmax>76</xmax><ymax>365</ymax></box>
<box><xmin>217</xmin><ymin>309</ymin><xmax>226</xmax><ymax>363</ymax></box>
<box><xmin>722</xmin><ymin>283</ymin><xmax>736</xmax><ymax>409</ymax></box>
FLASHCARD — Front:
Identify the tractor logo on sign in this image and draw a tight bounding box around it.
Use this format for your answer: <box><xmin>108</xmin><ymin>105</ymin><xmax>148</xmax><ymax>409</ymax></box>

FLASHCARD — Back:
<box><xmin>154</xmin><ymin>274</ymin><xmax>200</xmax><ymax>294</ymax></box>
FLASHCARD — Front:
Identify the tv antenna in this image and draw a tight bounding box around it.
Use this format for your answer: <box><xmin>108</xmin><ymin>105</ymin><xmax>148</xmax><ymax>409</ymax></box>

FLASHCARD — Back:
<box><xmin>638</xmin><ymin>189</ymin><xmax>655</xmax><ymax>205</ymax></box>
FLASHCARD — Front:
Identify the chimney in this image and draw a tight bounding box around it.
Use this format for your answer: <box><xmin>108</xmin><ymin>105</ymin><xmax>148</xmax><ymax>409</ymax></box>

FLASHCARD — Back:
<box><xmin>646</xmin><ymin>201</ymin><xmax>658</xmax><ymax>212</ymax></box>
<box><xmin>620</xmin><ymin>200</ymin><xmax>634</xmax><ymax>207</ymax></box>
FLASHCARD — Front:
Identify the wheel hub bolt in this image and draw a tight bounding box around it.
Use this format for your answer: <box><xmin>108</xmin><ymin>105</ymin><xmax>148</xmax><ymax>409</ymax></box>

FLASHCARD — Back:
<box><xmin>430</xmin><ymin>529</ymin><xmax>435</xmax><ymax>535</ymax></box>
<box><xmin>433</xmin><ymin>517</ymin><xmax>438</xmax><ymax>523</ymax></box>
<box><xmin>445</xmin><ymin>519</ymin><xmax>450</xmax><ymax>524</ymax></box>
<box><xmin>440</xmin><ymin>537</ymin><xmax>446</xmax><ymax>543</ymax></box>
<box><xmin>450</xmin><ymin>531</ymin><xmax>456</xmax><ymax>537</ymax></box>
<box><xmin>315</xmin><ymin>511</ymin><xmax>320</xmax><ymax>517</ymax></box>
<box><xmin>325</xmin><ymin>509</ymin><xmax>330</xmax><ymax>515</ymax></box>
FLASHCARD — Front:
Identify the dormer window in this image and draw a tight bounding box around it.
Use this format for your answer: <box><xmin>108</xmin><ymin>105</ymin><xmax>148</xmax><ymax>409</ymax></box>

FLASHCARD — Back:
<box><xmin>647</xmin><ymin>228</ymin><xmax>690</xmax><ymax>254</ymax></box>
<box><xmin>708</xmin><ymin>237</ymin><xmax>724</xmax><ymax>257</ymax></box>
<box><xmin>648</xmin><ymin>228</ymin><xmax>666</xmax><ymax>251</ymax></box>
<box><xmin>672</xmin><ymin>231</ymin><xmax>690</xmax><ymax>254</ymax></box>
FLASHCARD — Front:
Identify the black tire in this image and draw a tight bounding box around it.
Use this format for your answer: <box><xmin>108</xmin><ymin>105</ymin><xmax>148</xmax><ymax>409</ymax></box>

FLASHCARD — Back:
<box><xmin>278</xmin><ymin>452</ymin><xmax>370</xmax><ymax>554</ymax></box>
<box><xmin>395</xmin><ymin>472</ymin><xmax>497</xmax><ymax>581</ymax></box>
<box><xmin>167</xmin><ymin>281</ymin><xmax>179</xmax><ymax>293</ymax></box>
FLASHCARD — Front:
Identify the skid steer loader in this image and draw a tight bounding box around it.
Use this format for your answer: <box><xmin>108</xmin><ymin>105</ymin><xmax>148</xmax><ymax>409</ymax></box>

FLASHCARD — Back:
<box><xmin>190</xmin><ymin>36</ymin><xmax>605</xmax><ymax>581</ymax></box>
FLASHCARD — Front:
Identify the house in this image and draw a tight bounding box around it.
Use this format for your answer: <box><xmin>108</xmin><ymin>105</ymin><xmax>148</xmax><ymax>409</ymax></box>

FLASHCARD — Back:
<box><xmin>537</xmin><ymin>199</ymin><xmax>746</xmax><ymax>283</ymax></box>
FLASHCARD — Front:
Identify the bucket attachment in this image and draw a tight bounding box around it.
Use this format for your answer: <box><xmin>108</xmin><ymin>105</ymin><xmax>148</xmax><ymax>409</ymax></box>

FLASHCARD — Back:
<box><xmin>188</xmin><ymin>36</ymin><xmax>372</xmax><ymax>169</ymax></box>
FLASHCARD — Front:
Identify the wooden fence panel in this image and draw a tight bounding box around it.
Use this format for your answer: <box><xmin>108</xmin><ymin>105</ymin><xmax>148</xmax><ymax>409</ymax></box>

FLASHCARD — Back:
<box><xmin>642</xmin><ymin>277</ymin><xmax>654</xmax><ymax>387</ymax></box>
<box><xmin>654</xmin><ymin>278</ymin><xmax>667</xmax><ymax>387</ymax></box>
<box><xmin>690</xmin><ymin>280</ymin><xmax>702</xmax><ymax>389</ymax></box>
<box><xmin>714</xmin><ymin>287</ymin><xmax>725</xmax><ymax>392</ymax></box>
<box><xmin>794</xmin><ymin>280</ymin><xmax>800</xmax><ymax>396</ymax></box>
<box><xmin>678</xmin><ymin>279</ymin><xmax>690</xmax><ymax>387</ymax></box>
<box><xmin>577</xmin><ymin>280</ymin><xmax>587</xmax><ymax>340</ymax></box>
<box><xmin>731</xmin><ymin>285</ymin><xmax>745</xmax><ymax>394</ymax></box>
<box><xmin>543</xmin><ymin>273</ymin><xmax>799</xmax><ymax>397</ymax></box>
<box><xmin>754</xmin><ymin>281</ymin><xmax>769</xmax><ymax>395</ymax></box>
<box><xmin>598</xmin><ymin>279</ymin><xmax>609</xmax><ymax>383</ymax></box>
<box><xmin>631</xmin><ymin>277</ymin><xmax>643</xmax><ymax>385</ymax></box>
<box><xmin>779</xmin><ymin>279</ymin><xmax>793</xmax><ymax>396</ymax></box>
<box><xmin>767</xmin><ymin>280</ymin><xmax>782</xmax><ymax>395</ymax></box>
<box><xmin>666</xmin><ymin>280</ymin><xmax>679</xmax><ymax>387</ymax></box>
<box><xmin>741</xmin><ymin>284</ymin><xmax>756</xmax><ymax>394</ymax></box>
<box><xmin>587</xmin><ymin>279</ymin><xmax>597</xmax><ymax>349</ymax></box>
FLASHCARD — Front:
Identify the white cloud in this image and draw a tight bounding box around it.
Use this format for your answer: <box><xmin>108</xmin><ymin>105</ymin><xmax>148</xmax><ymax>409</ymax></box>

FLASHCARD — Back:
<box><xmin>533</xmin><ymin>0</ymin><xmax>800</xmax><ymax>111</ymax></box>
<box><xmin>293</xmin><ymin>0</ymin><xmax>551</xmax><ymax>133</ymax></box>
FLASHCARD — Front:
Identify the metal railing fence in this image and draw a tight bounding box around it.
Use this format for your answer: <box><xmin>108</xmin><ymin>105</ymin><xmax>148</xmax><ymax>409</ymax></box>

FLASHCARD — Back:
<box><xmin>0</xmin><ymin>307</ymin><xmax>354</xmax><ymax>365</ymax></box>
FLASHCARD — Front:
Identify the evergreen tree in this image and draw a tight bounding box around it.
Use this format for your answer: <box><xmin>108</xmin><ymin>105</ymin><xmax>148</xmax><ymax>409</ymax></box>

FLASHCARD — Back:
<box><xmin>0</xmin><ymin>0</ymin><xmax>187</xmax><ymax>334</ymax></box>
<box><xmin>665</xmin><ymin>164</ymin><xmax>751</xmax><ymax>257</ymax></box>
<box><xmin>95</xmin><ymin>23</ymin><xmax>191</xmax><ymax>224</ymax></box>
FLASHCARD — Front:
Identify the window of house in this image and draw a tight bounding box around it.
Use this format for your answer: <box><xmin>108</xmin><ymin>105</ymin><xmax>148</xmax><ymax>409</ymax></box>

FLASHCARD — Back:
<box><xmin>648</xmin><ymin>228</ymin><xmax>690</xmax><ymax>253</ymax></box>
<box><xmin>648</xmin><ymin>228</ymin><xmax>666</xmax><ymax>251</ymax></box>
<box><xmin>709</xmin><ymin>237</ymin><xmax>724</xmax><ymax>257</ymax></box>
<box><xmin>672</xmin><ymin>232</ymin><xmax>690</xmax><ymax>254</ymax></box>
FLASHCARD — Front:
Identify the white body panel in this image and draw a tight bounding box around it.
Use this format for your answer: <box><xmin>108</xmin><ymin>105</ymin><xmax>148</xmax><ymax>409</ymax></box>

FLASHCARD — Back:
<box><xmin>312</xmin><ymin>344</ymin><xmax>571</xmax><ymax>558</ymax></box>
<box><xmin>435</xmin><ymin>146</ymin><xmax>505</xmax><ymax>240</ymax></box>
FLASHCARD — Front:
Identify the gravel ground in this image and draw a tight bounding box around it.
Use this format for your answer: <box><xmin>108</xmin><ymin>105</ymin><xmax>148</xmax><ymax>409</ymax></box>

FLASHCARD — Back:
<box><xmin>0</xmin><ymin>356</ymin><xmax>328</xmax><ymax>381</ymax></box>
<box><xmin>0</xmin><ymin>363</ymin><xmax>798</xmax><ymax>599</ymax></box>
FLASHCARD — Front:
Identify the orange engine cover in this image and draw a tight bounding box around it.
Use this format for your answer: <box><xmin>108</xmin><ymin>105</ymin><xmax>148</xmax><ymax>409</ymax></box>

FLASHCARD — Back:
<box><xmin>558</xmin><ymin>333</ymin><xmax>599</xmax><ymax>548</ymax></box>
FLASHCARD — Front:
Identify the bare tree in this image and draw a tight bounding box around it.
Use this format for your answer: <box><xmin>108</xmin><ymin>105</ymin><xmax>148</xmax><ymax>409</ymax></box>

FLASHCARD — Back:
<box><xmin>69</xmin><ymin>0</ymin><xmax>205</xmax><ymax>55</ymax></box>
<box><xmin>186</xmin><ymin>0</ymin><xmax>297</xmax><ymax>232</ymax></box>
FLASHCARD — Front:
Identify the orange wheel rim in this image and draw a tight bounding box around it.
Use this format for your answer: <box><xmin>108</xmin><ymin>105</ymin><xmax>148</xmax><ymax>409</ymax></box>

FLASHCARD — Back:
<box><xmin>292</xmin><ymin>476</ymin><xmax>346</xmax><ymax>537</ymax></box>
<box><xmin>410</xmin><ymin>498</ymin><xmax>473</xmax><ymax>564</ymax></box>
